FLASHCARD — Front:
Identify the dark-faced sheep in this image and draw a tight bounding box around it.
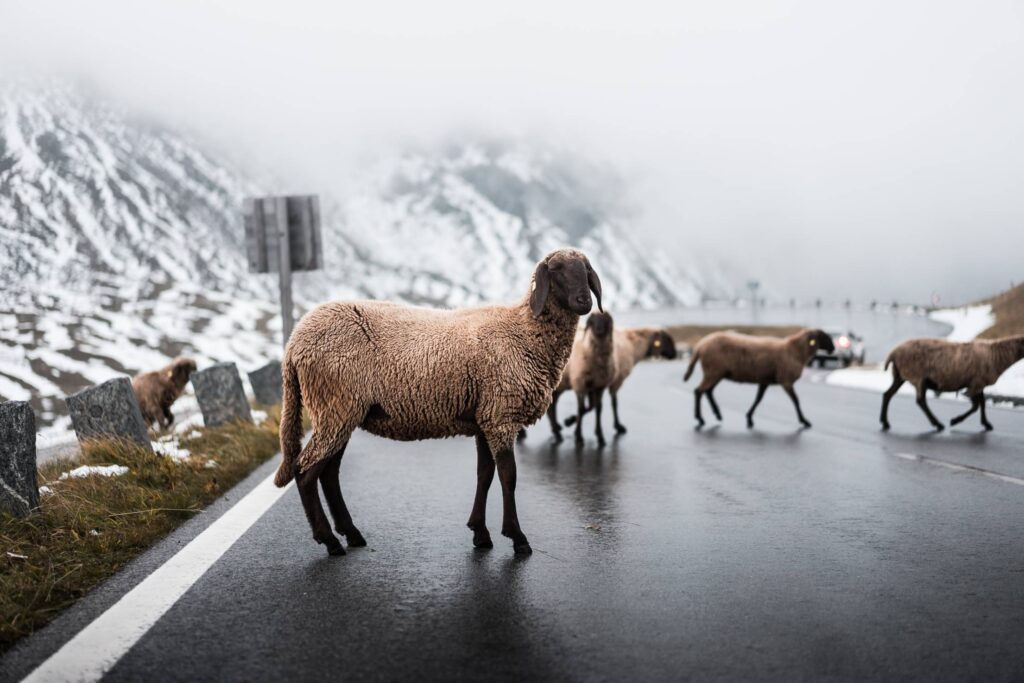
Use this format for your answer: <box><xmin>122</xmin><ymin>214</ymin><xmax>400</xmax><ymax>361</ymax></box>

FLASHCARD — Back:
<box><xmin>683</xmin><ymin>329</ymin><xmax>834</xmax><ymax>428</ymax></box>
<box><xmin>558</xmin><ymin>311</ymin><xmax>617</xmax><ymax>446</ymax></box>
<box><xmin>132</xmin><ymin>357</ymin><xmax>197</xmax><ymax>430</ymax></box>
<box><xmin>560</xmin><ymin>326</ymin><xmax>678</xmax><ymax>437</ymax></box>
<box><xmin>880</xmin><ymin>335</ymin><xmax>1024</xmax><ymax>431</ymax></box>
<box><xmin>275</xmin><ymin>249</ymin><xmax>602</xmax><ymax>556</ymax></box>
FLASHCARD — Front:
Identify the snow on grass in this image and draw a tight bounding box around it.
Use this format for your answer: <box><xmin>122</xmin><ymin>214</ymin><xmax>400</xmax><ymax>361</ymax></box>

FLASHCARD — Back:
<box><xmin>59</xmin><ymin>464</ymin><xmax>129</xmax><ymax>480</ymax></box>
<box><xmin>151</xmin><ymin>439</ymin><xmax>191</xmax><ymax>461</ymax></box>
<box><xmin>252</xmin><ymin>410</ymin><xmax>267</xmax><ymax>426</ymax></box>
<box><xmin>929</xmin><ymin>305</ymin><xmax>995</xmax><ymax>341</ymax></box>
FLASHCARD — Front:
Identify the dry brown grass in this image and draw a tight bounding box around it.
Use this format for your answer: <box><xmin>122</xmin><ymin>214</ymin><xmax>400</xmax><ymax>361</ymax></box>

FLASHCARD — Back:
<box><xmin>666</xmin><ymin>324</ymin><xmax>803</xmax><ymax>348</ymax></box>
<box><xmin>978</xmin><ymin>281</ymin><xmax>1024</xmax><ymax>339</ymax></box>
<box><xmin>0</xmin><ymin>408</ymin><xmax>281</xmax><ymax>652</ymax></box>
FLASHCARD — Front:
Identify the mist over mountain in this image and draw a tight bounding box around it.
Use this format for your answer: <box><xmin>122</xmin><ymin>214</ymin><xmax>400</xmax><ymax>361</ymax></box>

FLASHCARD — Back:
<box><xmin>0</xmin><ymin>81</ymin><xmax>734</xmax><ymax>422</ymax></box>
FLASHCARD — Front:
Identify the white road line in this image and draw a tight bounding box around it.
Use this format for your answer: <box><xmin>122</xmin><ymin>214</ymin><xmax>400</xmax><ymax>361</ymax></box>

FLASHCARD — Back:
<box><xmin>23</xmin><ymin>473</ymin><xmax>290</xmax><ymax>683</ymax></box>
<box><xmin>892</xmin><ymin>452</ymin><xmax>1024</xmax><ymax>487</ymax></box>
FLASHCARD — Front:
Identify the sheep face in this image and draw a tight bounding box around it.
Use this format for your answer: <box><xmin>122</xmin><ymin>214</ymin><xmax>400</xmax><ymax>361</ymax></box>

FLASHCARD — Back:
<box><xmin>807</xmin><ymin>329</ymin><xmax>836</xmax><ymax>354</ymax></box>
<box><xmin>530</xmin><ymin>249</ymin><xmax>602</xmax><ymax>317</ymax></box>
<box><xmin>647</xmin><ymin>330</ymin><xmax>678</xmax><ymax>360</ymax></box>
<box><xmin>169</xmin><ymin>357</ymin><xmax>198</xmax><ymax>390</ymax></box>
<box><xmin>585</xmin><ymin>311</ymin><xmax>614</xmax><ymax>338</ymax></box>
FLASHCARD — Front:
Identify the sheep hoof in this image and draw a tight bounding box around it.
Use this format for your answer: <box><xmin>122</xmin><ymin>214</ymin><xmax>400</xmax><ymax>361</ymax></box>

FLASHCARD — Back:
<box><xmin>746</xmin><ymin>419</ymin><xmax>754</xmax><ymax>429</ymax></box>
<box><xmin>472</xmin><ymin>529</ymin><xmax>493</xmax><ymax>549</ymax></box>
<box><xmin>327</xmin><ymin>542</ymin><xmax>346</xmax><ymax>557</ymax></box>
<box><xmin>552</xmin><ymin>433</ymin><xmax>563</xmax><ymax>444</ymax></box>
<box><xmin>513</xmin><ymin>542</ymin><xmax>533</xmax><ymax>555</ymax></box>
<box><xmin>596</xmin><ymin>436</ymin><xmax>606</xmax><ymax>448</ymax></box>
<box><xmin>983</xmin><ymin>423</ymin><xmax>994</xmax><ymax>432</ymax></box>
<box><xmin>614</xmin><ymin>424</ymin><xmax>627</xmax><ymax>435</ymax></box>
<box><xmin>800</xmin><ymin>421</ymin><xmax>812</xmax><ymax>429</ymax></box>
<box><xmin>346</xmin><ymin>531</ymin><xmax>367</xmax><ymax>547</ymax></box>
<box><xmin>574</xmin><ymin>434</ymin><xmax>584</xmax><ymax>446</ymax></box>
<box><xmin>881</xmin><ymin>422</ymin><xmax>890</xmax><ymax>431</ymax></box>
<box><xmin>933</xmin><ymin>424</ymin><xmax>945</xmax><ymax>432</ymax></box>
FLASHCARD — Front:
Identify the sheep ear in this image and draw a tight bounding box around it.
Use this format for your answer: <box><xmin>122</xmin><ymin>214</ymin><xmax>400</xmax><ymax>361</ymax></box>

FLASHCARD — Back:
<box><xmin>586</xmin><ymin>259</ymin><xmax>603</xmax><ymax>312</ymax></box>
<box><xmin>530</xmin><ymin>262</ymin><xmax>551</xmax><ymax>317</ymax></box>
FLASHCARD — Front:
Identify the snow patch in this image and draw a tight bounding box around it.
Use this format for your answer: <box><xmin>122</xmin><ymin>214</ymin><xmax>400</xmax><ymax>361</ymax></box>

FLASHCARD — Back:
<box><xmin>929</xmin><ymin>305</ymin><xmax>994</xmax><ymax>342</ymax></box>
<box><xmin>151</xmin><ymin>440</ymin><xmax>191</xmax><ymax>461</ymax></box>
<box><xmin>59</xmin><ymin>464</ymin><xmax>129</xmax><ymax>480</ymax></box>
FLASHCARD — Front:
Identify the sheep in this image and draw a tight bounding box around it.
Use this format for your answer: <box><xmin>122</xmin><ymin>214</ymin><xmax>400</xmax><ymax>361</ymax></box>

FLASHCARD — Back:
<box><xmin>683</xmin><ymin>329</ymin><xmax>834</xmax><ymax>428</ymax></box>
<box><xmin>554</xmin><ymin>311</ymin><xmax>617</xmax><ymax>446</ymax></box>
<box><xmin>880</xmin><ymin>335</ymin><xmax>1024</xmax><ymax>432</ymax></box>
<box><xmin>131</xmin><ymin>357</ymin><xmax>197</xmax><ymax>430</ymax></box>
<box><xmin>274</xmin><ymin>248</ymin><xmax>602</xmax><ymax>556</ymax></box>
<box><xmin>560</xmin><ymin>326</ymin><xmax>678</xmax><ymax>437</ymax></box>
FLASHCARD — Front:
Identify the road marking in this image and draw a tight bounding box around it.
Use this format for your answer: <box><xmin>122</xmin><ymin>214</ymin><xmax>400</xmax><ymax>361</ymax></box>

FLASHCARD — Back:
<box><xmin>23</xmin><ymin>473</ymin><xmax>290</xmax><ymax>683</ymax></box>
<box><xmin>892</xmin><ymin>452</ymin><xmax>1024</xmax><ymax>487</ymax></box>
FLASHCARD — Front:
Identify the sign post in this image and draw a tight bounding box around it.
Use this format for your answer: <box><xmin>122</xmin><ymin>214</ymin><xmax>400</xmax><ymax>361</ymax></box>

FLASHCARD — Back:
<box><xmin>244</xmin><ymin>195</ymin><xmax>322</xmax><ymax>347</ymax></box>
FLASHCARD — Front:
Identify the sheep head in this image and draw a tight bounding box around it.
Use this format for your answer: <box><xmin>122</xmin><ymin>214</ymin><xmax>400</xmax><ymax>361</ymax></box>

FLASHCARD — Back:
<box><xmin>805</xmin><ymin>329</ymin><xmax>835</xmax><ymax>354</ymax></box>
<box><xmin>167</xmin><ymin>357</ymin><xmax>198</xmax><ymax>389</ymax></box>
<box><xmin>647</xmin><ymin>330</ymin><xmax>678</xmax><ymax>360</ymax></box>
<box><xmin>530</xmin><ymin>249</ymin><xmax>602</xmax><ymax>317</ymax></box>
<box><xmin>585</xmin><ymin>311</ymin><xmax>614</xmax><ymax>338</ymax></box>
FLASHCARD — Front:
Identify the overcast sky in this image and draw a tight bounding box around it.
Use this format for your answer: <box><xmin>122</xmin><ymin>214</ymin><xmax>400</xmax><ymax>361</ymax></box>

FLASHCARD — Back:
<box><xmin>2</xmin><ymin>0</ymin><xmax>1022</xmax><ymax>304</ymax></box>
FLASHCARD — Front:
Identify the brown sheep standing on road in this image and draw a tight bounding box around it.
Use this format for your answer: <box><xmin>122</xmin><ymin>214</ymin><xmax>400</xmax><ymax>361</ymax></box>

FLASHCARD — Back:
<box><xmin>683</xmin><ymin>329</ymin><xmax>834</xmax><ymax>428</ymax></box>
<box><xmin>880</xmin><ymin>335</ymin><xmax>1024</xmax><ymax>431</ymax></box>
<box><xmin>560</xmin><ymin>326</ymin><xmax>678</xmax><ymax>436</ymax></box>
<box><xmin>562</xmin><ymin>311</ymin><xmax>617</xmax><ymax>446</ymax></box>
<box><xmin>132</xmin><ymin>357</ymin><xmax>197</xmax><ymax>430</ymax></box>
<box><xmin>275</xmin><ymin>249</ymin><xmax>602</xmax><ymax>556</ymax></box>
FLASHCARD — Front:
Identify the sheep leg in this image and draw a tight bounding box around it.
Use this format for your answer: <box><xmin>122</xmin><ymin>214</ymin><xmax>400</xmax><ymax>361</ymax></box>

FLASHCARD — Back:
<box><xmin>782</xmin><ymin>383</ymin><xmax>812</xmax><ymax>428</ymax></box>
<box><xmin>611</xmin><ymin>390</ymin><xmax>626</xmax><ymax>434</ymax></box>
<box><xmin>693</xmin><ymin>389</ymin><xmax>705</xmax><ymax>428</ymax></box>
<box><xmin>914</xmin><ymin>382</ymin><xmax>944</xmax><ymax>431</ymax></box>
<box><xmin>880</xmin><ymin>368</ymin><xmax>905</xmax><ymax>431</ymax></box>
<box><xmin>490</xmin><ymin>437</ymin><xmax>531</xmax><ymax>554</ymax></box>
<box><xmin>979</xmin><ymin>394</ymin><xmax>994</xmax><ymax>431</ymax></box>
<box><xmin>574</xmin><ymin>392</ymin><xmax>587</xmax><ymax>445</ymax></box>
<box><xmin>547</xmin><ymin>389</ymin><xmax>564</xmax><ymax>442</ymax></box>
<box><xmin>319</xmin><ymin>447</ymin><xmax>366</xmax><ymax>547</ymax></box>
<box><xmin>466</xmin><ymin>434</ymin><xmax>496</xmax><ymax>549</ymax></box>
<box><xmin>746</xmin><ymin>384</ymin><xmax>768</xmax><ymax>429</ymax></box>
<box><xmin>591</xmin><ymin>389</ymin><xmax>606</xmax><ymax>447</ymax></box>
<box><xmin>950</xmin><ymin>395</ymin><xmax>981</xmax><ymax>427</ymax></box>
<box><xmin>705</xmin><ymin>385</ymin><xmax>723</xmax><ymax>422</ymax></box>
<box><xmin>296</xmin><ymin>457</ymin><xmax>344</xmax><ymax>556</ymax></box>
<box><xmin>162</xmin><ymin>405</ymin><xmax>175</xmax><ymax>427</ymax></box>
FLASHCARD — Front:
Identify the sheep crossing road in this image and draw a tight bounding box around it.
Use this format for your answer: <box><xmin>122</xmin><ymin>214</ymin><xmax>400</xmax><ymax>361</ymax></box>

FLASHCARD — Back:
<box><xmin>6</xmin><ymin>364</ymin><xmax>1024</xmax><ymax>682</ymax></box>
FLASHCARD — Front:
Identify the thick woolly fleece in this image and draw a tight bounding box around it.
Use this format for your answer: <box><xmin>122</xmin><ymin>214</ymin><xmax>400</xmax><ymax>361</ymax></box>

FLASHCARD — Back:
<box><xmin>886</xmin><ymin>336</ymin><xmax>1024</xmax><ymax>395</ymax></box>
<box><xmin>274</xmin><ymin>252</ymin><xmax>588</xmax><ymax>487</ymax></box>
<box><xmin>562</xmin><ymin>315</ymin><xmax>617</xmax><ymax>396</ymax></box>
<box><xmin>685</xmin><ymin>329</ymin><xmax>829</xmax><ymax>388</ymax></box>
<box><xmin>132</xmin><ymin>357</ymin><xmax>197</xmax><ymax>429</ymax></box>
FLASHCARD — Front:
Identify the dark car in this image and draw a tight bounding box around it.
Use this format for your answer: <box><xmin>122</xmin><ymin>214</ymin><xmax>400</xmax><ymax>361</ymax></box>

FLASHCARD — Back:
<box><xmin>810</xmin><ymin>328</ymin><xmax>865</xmax><ymax>367</ymax></box>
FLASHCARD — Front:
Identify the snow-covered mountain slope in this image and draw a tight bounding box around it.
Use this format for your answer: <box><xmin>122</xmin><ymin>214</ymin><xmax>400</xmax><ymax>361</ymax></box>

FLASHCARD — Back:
<box><xmin>0</xmin><ymin>82</ymin><xmax>734</xmax><ymax>428</ymax></box>
<box><xmin>320</xmin><ymin>144</ymin><xmax>723</xmax><ymax>309</ymax></box>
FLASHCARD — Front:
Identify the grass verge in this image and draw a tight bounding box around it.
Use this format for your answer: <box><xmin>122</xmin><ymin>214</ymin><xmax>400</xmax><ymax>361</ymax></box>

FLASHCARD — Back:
<box><xmin>0</xmin><ymin>407</ymin><xmax>281</xmax><ymax>653</ymax></box>
<box><xmin>979</xmin><ymin>281</ymin><xmax>1024</xmax><ymax>339</ymax></box>
<box><xmin>666</xmin><ymin>324</ymin><xmax>802</xmax><ymax>348</ymax></box>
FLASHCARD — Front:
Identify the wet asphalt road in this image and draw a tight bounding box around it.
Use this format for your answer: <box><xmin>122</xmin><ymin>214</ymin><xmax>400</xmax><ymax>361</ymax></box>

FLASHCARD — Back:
<box><xmin>7</xmin><ymin>362</ymin><xmax>1024</xmax><ymax>682</ymax></box>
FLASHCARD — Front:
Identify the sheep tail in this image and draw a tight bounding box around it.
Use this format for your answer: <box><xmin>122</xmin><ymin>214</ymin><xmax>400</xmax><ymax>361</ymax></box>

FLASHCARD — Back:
<box><xmin>683</xmin><ymin>351</ymin><xmax>700</xmax><ymax>382</ymax></box>
<box><xmin>274</xmin><ymin>358</ymin><xmax>303</xmax><ymax>488</ymax></box>
<box><xmin>884</xmin><ymin>355</ymin><xmax>892</xmax><ymax>372</ymax></box>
